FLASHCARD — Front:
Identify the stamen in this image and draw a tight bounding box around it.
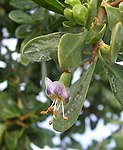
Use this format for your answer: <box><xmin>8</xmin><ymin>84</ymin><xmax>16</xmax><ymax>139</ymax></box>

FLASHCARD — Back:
<box><xmin>40</xmin><ymin>111</ymin><xmax>48</xmax><ymax>115</ymax></box>
<box><xmin>62</xmin><ymin>102</ymin><xmax>68</xmax><ymax>120</ymax></box>
<box><xmin>57</xmin><ymin>103</ymin><xmax>61</xmax><ymax>111</ymax></box>
<box><xmin>53</xmin><ymin>110</ymin><xmax>58</xmax><ymax>118</ymax></box>
<box><xmin>54</xmin><ymin>99</ymin><xmax>58</xmax><ymax>111</ymax></box>
<box><xmin>40</xmin><ymin>101</ymin><xmax>55</xmax><ymax>115</ymax></box>
<box><xmin>51</xmin><ymin>100</ymin><xmax>55</xmax><ymax>107</ymax></box>
<box><xmin>48</xmin><ymin>106</ymin><xmax>54</xmax><ymax>112</ymax></box>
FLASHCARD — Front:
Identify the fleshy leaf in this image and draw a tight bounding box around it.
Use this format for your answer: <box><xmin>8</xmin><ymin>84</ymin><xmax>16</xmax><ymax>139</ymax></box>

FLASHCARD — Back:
<box><xmin>20</xmin><ymin>54</ymin><xmax>30</xmax><ymax>65</ymax></box>
<box><xmin>0</xmin><ymin>92</ymin><xmax>21</xmax><ymax>120</ymax></box>
<box><xmin>9</xmin><ymin>0</ymin><xmax>37</xmax><ymax>10</ymax></box>
<box><xmin>86</xmin><ymin>24</ymin><xmax>106</xmax><ymax>45</ymax></box>
<box><xmin>110</xmin><ymin>22</ymin><xmax>123</xmax><ymax>63</ymax></box>
<box><xmin>53</xmin><ymin>58</ymin><xmax>97</xmax><ymax>132</ymax></box>
<box><xmin>5</xmin><ymin>130</ymin><xmax>24</xmax><ymax>150</ymax></box>
<box><xmin>32</xmin><ymin>0</ymin><xmax>65</xmax><ymax>14</ymax></box>
<box><xmin>15</xmin><ymin>25</ymin><xmax>33</xmax><ymax>39</ymax></box>
<box><xmin>9</xmin><ymin>10</ymin><xmax>34</xmax><ymax>24</ymax></box>
<box><xmin>31</xmin><ymin>7</ymin><xmax>49</xmax><ymax>23</ymax></box>
<box><xmin>20</xmin><ymin>27</ymin><xmax>46</xmax><ymax>65</ymax></box>
<box><xmin>104</xmin><ymin>64</ymin><xmax>123</xmax><ymax>107</ymax></box>
<box><xmin>113</xmin><ymin>129</ymin><xmax>123</xmax><ymax>150</ymax></box>
<box><xmin>99</xmin><ymin>53</ymin><xmax>123</xmax><ymax>107</ymax></box>
<box><xmin>22</xmin><ymin>32</ymin><xmax>62</xmax><ymax>62</ymax></box>
<box><xmin>28</xmin><ymin>127</ymin><xmax>55</xmax><ymax>148</ymax></box>
<box><xmin>97</xmin><ymin>0</ymin><xmax>103</xmax><ymax>9</ymax></box>
<box><xmin>0</xmin><ymin>124</ymin><xmax>7</xmax><ymax>143</ymax></box>
<box><xmin>85</xmin><ymin>0</ymin><xmax>97</xmax><ymax>29</ymax></box>
<box><xmin>105</xmin><ymin>6</ymin><xmax>123</xmax><ymax>31</ymax></box>
<box><xmin>58</xmin><ymin>31</ymin><xmax>87</xmax><ymax>72</ymax></box>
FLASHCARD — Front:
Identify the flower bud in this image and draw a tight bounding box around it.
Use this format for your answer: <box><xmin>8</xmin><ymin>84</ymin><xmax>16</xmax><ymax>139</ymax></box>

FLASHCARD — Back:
<box><xmin>64</xmin><ymin>8</ymin><xmax>75</xmax><ymax>21</ymax></box>
<box><xmin>59</xmin><ymin>72</ymin><xmax>72</xmax><ymax>87</ymax></box>
<box><xmin>73</xmin><ymin>4</ymin><xmax>88</xmax><ymax>25</ymax></box>
<box><xmin>65</xmin><ymin>0</ymin><xmax>81</xmax><ymax>7</ymax></box>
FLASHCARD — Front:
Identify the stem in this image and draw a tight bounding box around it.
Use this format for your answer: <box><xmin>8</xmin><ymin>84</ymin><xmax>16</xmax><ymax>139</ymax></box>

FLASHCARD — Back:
<box><xmin>92</xmin><ymin>40</ymin><xmax>102</xmax><ymax>63</ymax></box>
<box><xmin>98</xmin><ymin>40</ymin><xmax>110</xmax><ymax>54</ymax></box>
<box><xmin>97</xmin><ymin>6</ymin><xmax>106</xmax><ymax>24</ymax></box>
<box><xmin>6</xmin><ymin>120</ymin><xmax>28</xmax><ymax>128</ymax></box>
<box><xmin>110</xmin><ymin>0</ymin><xmax>123</xmax><ymax>6</ymax></box>
<box><xmin>18</xmin><ymin>97</ymin><xmax>23</xmax><ymax>109</ymax></box>
<box><xmin>19</xmin><ymin>112</ymin><xmax>35</xmax><ymax>121</ymax></box>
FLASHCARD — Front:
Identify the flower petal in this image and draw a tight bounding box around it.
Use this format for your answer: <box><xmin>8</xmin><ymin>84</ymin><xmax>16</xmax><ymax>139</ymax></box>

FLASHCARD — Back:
<box><xmin>52</xmin><ymin>81</ymin><xmax>69</xmax><ymax>102</ymax></box>
<box><xmin>45</xmin><ymin>77</ymin><xmax>52</xmax><ymax>94</ymax></box>
<box><xmin>45</xmin><ymin>77</ymin><xmax>70</xmax><ymax>102</ymax></box>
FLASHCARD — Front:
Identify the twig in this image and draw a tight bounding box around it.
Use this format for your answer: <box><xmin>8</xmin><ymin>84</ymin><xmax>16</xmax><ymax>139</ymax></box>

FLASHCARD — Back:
<box><xmin>110</xmin><ymin>0</ymin><xmax>123</xmax><ymax>6</ymax></box>
<box><xmin>92</xmin><ymin>40</ymin><xmax>103</xmax><ymax>63</ymax></box>
<box><xmin>19</xmin><ymin>112</ymin><xmax>35</xmax><ymax>121</ymax></box>
<box><xmin>6</xmin><ymin>120</ymin><xmax>28</xmax><ymax>128</ymax></box>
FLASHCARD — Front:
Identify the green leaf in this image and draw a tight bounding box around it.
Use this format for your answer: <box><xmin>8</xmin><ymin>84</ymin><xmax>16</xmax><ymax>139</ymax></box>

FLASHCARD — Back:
<box><xmin>117</xmin><ymin>53</ymin><xmax>123</xmax><ymax>62</ymax></box>
<box><xmin>9</xmin><ymin>0</ymin><xmax>37</xmax><ymax>10</ymax></box>
<box><xmin>22</xmin><ymin>32</ymin><xmax>62</xmax><ymax>62</ymax></box>
<box><xmin>20</xmin><ymin>28</ymin><xmax>46</xmax><ymax>65</ymax></box>
<box><xmin>20</xmin><ymin>54</ymin><xmax>30</xmax><ymax>65</ymax></box>
<box><xmin>97</xmin><ymin>0</ymin><xmax>103</xmax><ymax>9</ymax></box>
<box><xmin>86</xmin><ymin>24</ymin><xmax>106</xmax><ymax>45</ymax></box>
<box><xmin>65</xmin><ymin>0</ymin><xmax>81</xmax><ymax>7</ymax></box>
<box><xmin>22</xmin><ymin>94</ymin><xmax>49</xmax><ymax>113</ymax></box>
<box><xmin>32</xmin><ymin>0</ymin><xmax>65</xmax><ymax>14</ymax></box>
<box><xmin>31</xmin><ymin>8</ymin><xmax>49</xmax><ymax>23</ymax></box>
<box><xmin>113</xmin><ymin>129</ymin><xmax>123</xmax><ymax>150</ymax></box>
<box><xmin>0</xmin><ymin>92</ymin><xmax>21</xmax><ymax>119</ymax></box>
<box><xmin>28</xmin><ymin>127</ymin><xmax>55</xmax><ymax>148</ymax></box>
<box><xmin>18</xmin><ymin>135</ymin><xmax>32</xmax><ymax>150</ymax></box>
<box><xmin>15</xmin><ymin>25</ymin><xmax>33</xmax><ymax>39</ymax></box>
<box><xmin>69</xmin><ymin>137</ymin><xmax>82</xmax><ymax>149</ymax></box>
<box><xmin>85</xmin><ymin>0</ymin><xmax>97</xmax><ymax>29</ymax></box>
<box><xmin>63</xmin><ymin>20</ymin><xmax>77</xmax><ymax>27</ymax></box>
<box><xmin>58</xmin><ymin>31</ymin><xmax>87</xmax><ymax>72</ymax></box>
<box><xmin>0</xmin><ymin>124</ymin><xmax>7</xmax><ymax>143</ymax></box>
<box><xmin>5</xmin><ymin>130</ymin><xmax>24</xmax><ymax>150</ymax></box>
<box><xmin>110</xmin><ymin>22</ymin><xmax>123</xmax><ymax>63</ymax></box>
<box><xmin>105</xmin><ymin>6</ymin><xmax>123</xmax><ymax>31</ymax></box>
<box><xmin>53</xmin><ymin>58</ymin><xmax>97</xmax><ymax>132</ymax></box>
<box><xmin>99</xmin><ymin>53</ymin><xmax>123</xmax><ymax>107</ymax></box>
<box><xmin>104</xmin><ymin>65</ymin><xmax>123</xmax><ymax>107</ymax></box>
<box><xmin>72</xmin><ymin>4</ymin><xmax>88</xmax><ymax>25</ymax></box>
<box><xmin>59</xmin><ymin>72</ymin><xmax>72</xmax><ymax>87</ymax></box>
<box><xmin>102</xmin><ymin>88</ymin><xmax>122</xmax><ymax>109</ymax></box>
<box><xmin>9</xmin><ymin>10</ymin><xmax>34</xmax><ymax>24</ymax></box>
<box><xmin>119</xmin><ymin>2</ymin><xmax>123</xmax><ymax>13</ymax></box>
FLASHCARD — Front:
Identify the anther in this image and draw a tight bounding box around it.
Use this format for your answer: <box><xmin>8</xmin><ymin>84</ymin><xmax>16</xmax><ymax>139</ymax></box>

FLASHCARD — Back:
<box><xmin>53</xmin><ymin>110</ymin><xmax>58</xmax><ymax>118</ymax></box>
<box><xmin>63</xmin><ymin>116</ymin><xmax>69</xmax><ymax>120</ymax></box>
<box><xmin>48</xmin><ymin>106</ymin><xmax>54</xmax><ymax>112</ymax></box>
<box><xmin>40</xmin><ymin>111</ymin><xmax>48</xmax><ymax>115</ymax></box>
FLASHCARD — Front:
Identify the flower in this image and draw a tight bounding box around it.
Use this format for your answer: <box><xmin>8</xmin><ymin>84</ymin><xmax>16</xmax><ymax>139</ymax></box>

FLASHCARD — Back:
<box><xmin>40</xmin><ymin>77</ymin><xmax>69</xmax><ymax>124</ymax></box>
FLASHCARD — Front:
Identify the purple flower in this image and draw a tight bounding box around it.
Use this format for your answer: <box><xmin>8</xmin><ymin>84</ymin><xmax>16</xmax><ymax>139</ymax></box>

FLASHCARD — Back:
<box><xmin>40</xmin><ymin>77</ymin><xmax>70</xmax><ymax>123</ymax></box>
